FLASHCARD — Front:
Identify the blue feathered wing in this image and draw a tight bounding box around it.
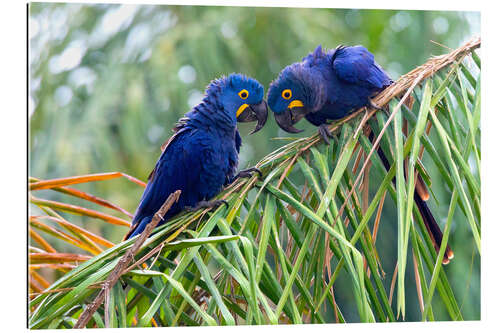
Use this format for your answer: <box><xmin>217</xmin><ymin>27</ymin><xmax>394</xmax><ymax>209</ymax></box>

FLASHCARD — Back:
<box><xmin>124</xmin><ymin>127</ymin><xmax>199</xmax><ymax>239</ymax></box>
<box><xmin>125</xmin><ymin>125</ymin><xmax>241</xmax><ymax>240</ymax></box>
<box><xmin>332</xmin><ymin>45</ymin><xmax>392</xmax><ymax>91</ymax></box>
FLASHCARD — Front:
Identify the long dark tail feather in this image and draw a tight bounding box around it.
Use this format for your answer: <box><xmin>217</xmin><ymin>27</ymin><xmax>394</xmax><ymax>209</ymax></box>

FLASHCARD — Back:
<box><xmin>413</xmin><ymin>192</ymin><xmax>454</xmax><ymax>264</ymax></box>
<box><xmin>368</xmin><ymin>131</ymin><xmax>453</xmax><ymax>264</ymax></box>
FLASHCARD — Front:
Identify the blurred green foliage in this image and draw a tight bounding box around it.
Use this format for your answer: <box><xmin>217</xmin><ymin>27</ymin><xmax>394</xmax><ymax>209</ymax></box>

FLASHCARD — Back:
<box><xmin>29</xmin><ymin>3</ymin><xmax>480</xmax><ymax>321</ymax></box>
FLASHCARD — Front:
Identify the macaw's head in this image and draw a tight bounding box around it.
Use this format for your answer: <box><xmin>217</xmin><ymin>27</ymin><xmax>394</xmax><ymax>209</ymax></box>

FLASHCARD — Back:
<box><xmin>267</xmin><ymin>63</ymin><xmax>326</xmax><ymax>133</ymax></box>
<box><xmin>207</xmin><ymin>73</ymin><xmax>268</xmax><ymax>134</ymax></box>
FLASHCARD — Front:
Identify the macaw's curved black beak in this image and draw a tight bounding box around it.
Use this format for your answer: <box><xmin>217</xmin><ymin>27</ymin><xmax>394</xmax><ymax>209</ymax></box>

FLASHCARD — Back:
<box><xmin>273</xmin><ymin>106</ymin><xmax>307</xmax><ymax>133</ymax></box>
<box><xmin>237</xmin><ymin>100</ymin><xmax>269</xmax><ymax>134</ymax></box>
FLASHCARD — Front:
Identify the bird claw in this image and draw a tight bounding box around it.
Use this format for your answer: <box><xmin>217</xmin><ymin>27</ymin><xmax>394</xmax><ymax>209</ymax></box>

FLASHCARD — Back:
<box><xmin>235</xmin><ymin>167</ymin><xmax>262</xmax><ymax>179</ymax></box>
<box><xmin>318</xmin><ymin>124</ymin><xmax>334</xmax><ymax>144</ymax></box>
<box><xmin>210</xmin><ymin>199</ymin><xmax>229</xmax><ymax>209</ymax></box>
<box><xmin>186</xmin><ymin>199</ymin><xmax>228</xmax><ymax>212</ymax></box>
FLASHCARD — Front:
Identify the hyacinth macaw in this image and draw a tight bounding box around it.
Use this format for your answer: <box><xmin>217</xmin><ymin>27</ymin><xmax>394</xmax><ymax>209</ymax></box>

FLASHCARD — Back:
<box><xmin>267</xmin><ymin>44</ymin><xmax>453</xmax><ymax>264</ymax></box>
<box><xmin>267</xmin><ymin>44</ymin><xmax>392</xmax><ymax>142</ymax></box>
<box><xmin>124</xmin><ymin>73</ymin><xmax>268</xmax><ymax>240</ymax></box>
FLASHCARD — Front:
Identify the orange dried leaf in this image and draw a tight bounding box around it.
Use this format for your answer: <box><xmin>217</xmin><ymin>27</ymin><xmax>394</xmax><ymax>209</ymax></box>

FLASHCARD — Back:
<box><xmin>29</xmin><ymin>229</ymin><xmax>57</xmax><ymax>253</ymax></box>
<box><xmin>30</xmin><ymin>270</ymin><xmax>50</xmax><ymax>290</ymax></box>
<box><xmin>35</xmin><ymin>215</ymin><xmax>115</xmax><ymax>249</ymax></box>
<box><xmin>52</xmin><ymin>186</ymin><xmax>133</xmax><ymax>217</ymax></box>
<box><xmin>35</xmin><ymin>207</ymin><xmax>106</xmax><ymax>252</ymax></box>
<box><xmin>30</xmin><ymin>217</ymin><xmax>101</xmax><ymax>255</ymax></box>
<box><xmin>31</xmin><ymin>176</ymin><xmax>133</xmax><ymax>217</ymax></box>
<box><xmin>29</xmin><ymin>246</ymin><xmax>48</xmax><ymax>253</ymax></box>
<box><xmin>29</xmin><ymin>253</ymin><xmax>91</xmax><ymax>264</ymax></box>
<box><xmin>29</xmin><ymin>279</ymin><xmax>44</xmax><ymax>294</ymax></box>
<box><xmin>29</xmin><ymin>172</ymin><xmax>146</xmax><ymax>191</ymax></box>
<box><xmin>29</xmin><ymin>263</ymin><xmax>75</xmax><ymax>272</ymax></box>
<box><xmin>30</xmin><ymin>196</ymin><xmax>131</xmax><ymax>227</ymax></box>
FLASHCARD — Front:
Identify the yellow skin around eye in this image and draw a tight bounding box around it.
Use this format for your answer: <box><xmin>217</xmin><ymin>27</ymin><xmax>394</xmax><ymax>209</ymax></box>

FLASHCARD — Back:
<box><xmin>238</xmin><ymin>89</ymin><xmax>249</xmax><ymax>100</ymax></box>
<box><xmin>236</xmin><ymin>89</ymin><xmax>250</xmax><ymax>117</ymax></box>
<box><xmin>282</xmin><ymin>89</ymin><xmax>292</xmax><ymax>100</ymax></box>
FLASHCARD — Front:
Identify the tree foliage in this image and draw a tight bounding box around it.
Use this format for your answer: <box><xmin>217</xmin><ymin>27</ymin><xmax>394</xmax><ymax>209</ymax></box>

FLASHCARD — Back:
<box><xmin>29</xmin><ymin>34</ymin><xmax>481</xmax><ymax>326</ymax></box>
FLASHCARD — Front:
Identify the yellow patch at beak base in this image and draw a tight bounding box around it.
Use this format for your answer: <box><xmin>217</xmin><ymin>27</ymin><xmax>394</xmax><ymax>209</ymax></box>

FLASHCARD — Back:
<box><xmin>236</xmin><ymin>103</ymin><xmax>249</xmax><ymax>117</ymax></box>
<box><xmin>288</xmin><ymin>100</ymin><xmax>304</xmax><ymax>108</ymax></box>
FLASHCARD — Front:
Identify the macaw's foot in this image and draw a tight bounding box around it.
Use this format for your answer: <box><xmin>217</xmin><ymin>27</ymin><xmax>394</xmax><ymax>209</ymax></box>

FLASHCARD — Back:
<box><xmin>368</xmin><ymin>100</ymin><xmax>385</xmax><ymax>112</ymax></box>
<box><xmin>318</xmin><ymin>123</ymin><xmax>334</xmax><ymax>144</ymax></box>
<box><xmin>235</xmin><ymin>167</ymin><xmax>262</xmax><ymax>179</ymax></box>
<box><xmin>186</xmin><ymin>199</ymin><xmax>228</xmax><ymax>212</ymax></box>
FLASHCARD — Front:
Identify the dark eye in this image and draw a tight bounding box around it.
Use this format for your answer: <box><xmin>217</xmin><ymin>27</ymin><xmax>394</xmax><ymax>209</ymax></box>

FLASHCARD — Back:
<box><xmin>282</xmin><ymin>89</ymin><xmax>292</xmax><ymax>100</ymax></box>
<box><xmin>238</xmin><ymin>89</ymin><xmax>249</xmax><ymax>99</ymax></box>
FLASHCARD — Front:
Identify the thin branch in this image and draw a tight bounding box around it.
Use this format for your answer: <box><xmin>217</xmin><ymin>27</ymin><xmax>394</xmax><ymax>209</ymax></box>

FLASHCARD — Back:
<box><xmin>73</xmin><ymin>190</ymin><xmax>181</xmax><ymax>329</ymax></box>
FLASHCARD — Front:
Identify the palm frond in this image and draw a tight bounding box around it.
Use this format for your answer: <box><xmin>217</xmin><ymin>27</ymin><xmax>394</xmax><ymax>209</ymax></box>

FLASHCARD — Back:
<box><xmin>29</xmin><ymin>37</ymin><xmax>481</xmax><ymax>327</ymax></box>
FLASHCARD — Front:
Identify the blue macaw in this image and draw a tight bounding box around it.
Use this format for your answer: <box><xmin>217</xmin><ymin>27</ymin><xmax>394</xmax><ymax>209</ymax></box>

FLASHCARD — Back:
<box><xmin>267</xmin><ymin>44</ymin><xmax>392</xmax><ymax>142</ymax></box>
<box><xmin>267</xmin><ymin>44</ymin><xmax>453</xmax><ymax>264</ymax></box>
<box><xmin>124</xmin><ymin>73</ymin><xmax>268</xmax><ymax>240</ymax></box>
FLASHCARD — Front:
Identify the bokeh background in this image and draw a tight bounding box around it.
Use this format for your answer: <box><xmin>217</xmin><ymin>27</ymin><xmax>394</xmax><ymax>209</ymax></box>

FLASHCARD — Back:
<box><xmin>29</xmin><ymin>3</ymin><xmax>480</xmax><ymax>321</ymax></box>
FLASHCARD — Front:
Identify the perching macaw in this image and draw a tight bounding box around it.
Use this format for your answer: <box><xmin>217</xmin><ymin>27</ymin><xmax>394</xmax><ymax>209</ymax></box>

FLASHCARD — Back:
<box><xmin>267</xmin><ymin>45</ymin><xmax>453</xmax><ymax>264</ymax></box>
<box><xmin>267</xmin><ymin>44</ymin><xmax>392</xmax><ymax>142</ymax></box>
<box><xmin>125</xmin><ymin>73</ymin><xmax>268</xmax><ymax>240</ymax></box>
